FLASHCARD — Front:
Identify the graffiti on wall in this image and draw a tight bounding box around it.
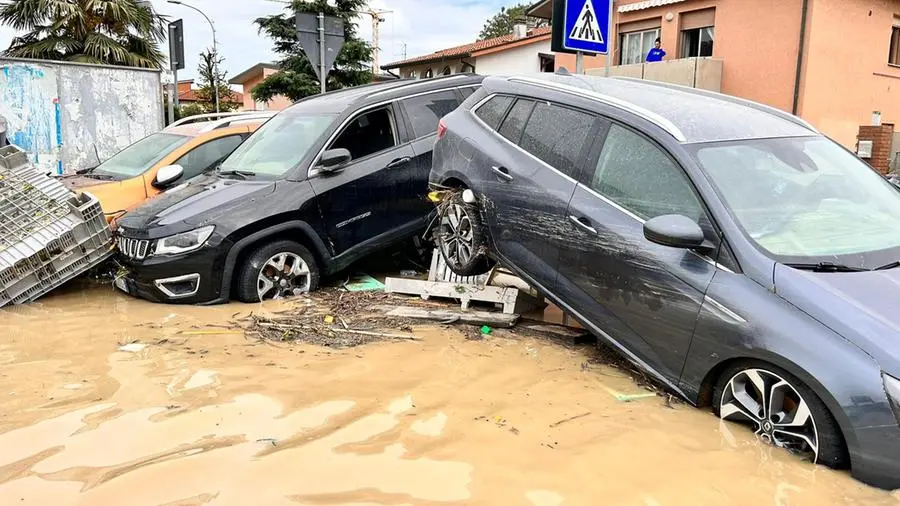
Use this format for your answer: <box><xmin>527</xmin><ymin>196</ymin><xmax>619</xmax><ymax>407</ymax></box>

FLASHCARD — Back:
<box><xmin>0</xmin><ymin>58</ymin><xmax>163</xmax><ymax>175</ymax></box>
<box><xmin>0</xmin><ymin>64</ymin><xmax>62</xmax><ymax>174</ymax></box>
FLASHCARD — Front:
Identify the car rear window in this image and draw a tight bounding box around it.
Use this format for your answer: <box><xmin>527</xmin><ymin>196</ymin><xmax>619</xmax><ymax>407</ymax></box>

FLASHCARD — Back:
<box><xmin>498</xmin><ymin>99</ymin><xmax>534</xmax><ymax>144</ymax></box>
<box><xmin>402</xmin><ymin>90</ymin><xmax>460</xmax><ymax>139</ymax></box>
<box><xmin>519</xmin><ymin>102</ymin><xmax>595</xmax><ymax>179</ymax></box>
<box><xmin>474</xmin><ymin>95</ymin><xmax>513</xmax><ymax>130</ymax></box>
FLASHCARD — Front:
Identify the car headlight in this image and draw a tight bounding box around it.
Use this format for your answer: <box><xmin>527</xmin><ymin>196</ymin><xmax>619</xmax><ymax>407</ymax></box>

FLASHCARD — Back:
<box><xmin>153</xmin><ymin>226</ymin><xmax>215</xmax><ymax>256</ymax></box>
<box><xmin>884</xmin><ymin>373</ymin><xmax>900</xmax><ymax>423</ymax></box>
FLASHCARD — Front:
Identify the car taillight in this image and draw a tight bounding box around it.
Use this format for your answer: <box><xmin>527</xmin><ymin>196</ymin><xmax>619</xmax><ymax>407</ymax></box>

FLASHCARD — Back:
<box><xmin>436</xmin><ymin>120</ymin><xmax>447</xmax><ymax>140</ymax></box>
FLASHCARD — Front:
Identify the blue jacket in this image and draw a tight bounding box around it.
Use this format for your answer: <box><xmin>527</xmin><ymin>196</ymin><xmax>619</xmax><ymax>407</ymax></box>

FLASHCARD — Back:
<box><xmin>646</xmin><ymin>48</ymin><xmax>666</xmax><ymax>62</ymax></box>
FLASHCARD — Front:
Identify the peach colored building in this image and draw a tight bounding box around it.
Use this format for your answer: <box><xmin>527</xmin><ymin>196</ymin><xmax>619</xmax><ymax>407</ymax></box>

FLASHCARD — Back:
<box><xmin>228</xmin><ymin>63</ymin><xmax>293</xmax><ymax>112</ymax></box>
<box><xmin>528</xmin><ymin>0</ymin><xmax>900</xmax><ymax>149</ymax></box>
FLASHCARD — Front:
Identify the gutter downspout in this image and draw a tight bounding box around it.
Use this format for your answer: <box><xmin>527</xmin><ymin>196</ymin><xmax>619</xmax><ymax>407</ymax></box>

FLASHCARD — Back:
<box><xmin>792</xmin><ymin>0</ymin><xmax>810</xmax><ymax>115</ymax></box>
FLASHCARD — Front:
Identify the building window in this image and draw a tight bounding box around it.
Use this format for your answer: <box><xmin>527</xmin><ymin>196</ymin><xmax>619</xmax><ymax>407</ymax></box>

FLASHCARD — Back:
<box><xmin>620</xmin><ymin>28</ymin><xmax>660</xmax><ymax>65</ymax></box>
<box><xmin>890</xmin><ymin>20</ymin><xmax>900</xmax><ymax>66</ymax></box>
<box><xmin>441</xmin><ymin>66</ymin><xmax>452</xmax><ymax>75</ymax></box>
<box><xmin>682</xmin><ymin>27</ymin><xmax>714</xmax><ymax>58</ymax></box>
<box><xmin>423</xmin><ymin>68</ymin><xmax>433</xmax><ymax>78</ymax></box>
<box><xmin>539</xmin><ymin>53</ymin><xmax>555</xmax><ymax>72</ymax></box>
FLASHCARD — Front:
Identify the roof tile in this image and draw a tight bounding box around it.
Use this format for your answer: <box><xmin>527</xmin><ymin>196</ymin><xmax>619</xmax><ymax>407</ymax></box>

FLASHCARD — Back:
<box><xmin>382</xmin><ymin>27</ymin><xmax>552</xmax><ymax>69</ymax></box>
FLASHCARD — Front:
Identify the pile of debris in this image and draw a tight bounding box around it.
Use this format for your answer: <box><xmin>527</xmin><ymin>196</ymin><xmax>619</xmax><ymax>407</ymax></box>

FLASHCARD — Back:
<box><xmin>0</xmin><ymin>145</ymin><xmax>113</xmax><ymax>307</ymax></box>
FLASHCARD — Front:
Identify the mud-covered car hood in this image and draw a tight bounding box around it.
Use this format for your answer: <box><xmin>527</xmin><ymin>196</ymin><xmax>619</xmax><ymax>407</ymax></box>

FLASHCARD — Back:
<box><xmin>775</xmin><ymin>264</ymin><xmax>900</xmax><ymax>375</ymax></box>
<box><xmin>58</xmin><ymin>174</ymin><xmax>110</xmax><ymax>190</ymax></box>
<box><xmin>118</xmin><ymin>175</ymin><xmax>276</xmax><ymax>231</ymax></box>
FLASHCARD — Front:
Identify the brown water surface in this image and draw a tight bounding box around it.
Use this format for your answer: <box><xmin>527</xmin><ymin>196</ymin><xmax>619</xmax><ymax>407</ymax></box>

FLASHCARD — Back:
<box><xmin>0</xmin><ymin>284</ymin><xmax>897</xmax><ymax>505</ymax></box>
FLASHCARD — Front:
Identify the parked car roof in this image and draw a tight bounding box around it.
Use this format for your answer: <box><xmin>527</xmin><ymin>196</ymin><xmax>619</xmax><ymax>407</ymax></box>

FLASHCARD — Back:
<box><xmin>491</xmin><ymin>73</ymin><xmax>818</xmax><ymax>144</ymax></box>
<box><xmin>285</xmin><ymin>74</ymin><xmax>484</xmax><ymax>115</ymax></box>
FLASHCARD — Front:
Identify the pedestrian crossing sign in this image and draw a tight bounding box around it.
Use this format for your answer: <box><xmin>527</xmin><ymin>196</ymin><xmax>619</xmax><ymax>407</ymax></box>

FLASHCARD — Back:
<box><xmin>559</xmin><ymin>0</ymin><xmax>612</xmax><ymax>54</ymax></box>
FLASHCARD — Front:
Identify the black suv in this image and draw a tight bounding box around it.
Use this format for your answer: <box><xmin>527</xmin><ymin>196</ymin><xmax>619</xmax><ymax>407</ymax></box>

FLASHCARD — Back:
<box><xmin>114</xmin><ymin>74</ymin><xmax>483</xmax><ymax>304</ymax></box>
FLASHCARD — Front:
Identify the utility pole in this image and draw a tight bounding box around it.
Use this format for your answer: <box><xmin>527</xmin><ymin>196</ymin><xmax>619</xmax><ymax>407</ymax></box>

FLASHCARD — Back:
<box><xmin>168</xmin><ymin>0</ymin><xmax>219</xmax><ymax>113</ymax></box>
<box><xmin>361</xmin><ymin>7</ymin><xmax>392</xmax><ymax>74</ymax></box>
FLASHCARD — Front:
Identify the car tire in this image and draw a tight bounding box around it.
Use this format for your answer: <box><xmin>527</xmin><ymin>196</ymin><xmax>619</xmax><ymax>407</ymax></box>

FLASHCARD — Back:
<box><xmin>713</xmin><ymin>360</ymin><xmax>848</xmax><ymax>469</ymax></box>
<box><xmin>235</xmin><ymin>240</ymin><xmax>320</xmax><ymax>303</ymax></box>
<box><xmin>435</xmin><ymin>191</ymin><xmax>493</xmax><ymax>276</ymax></box>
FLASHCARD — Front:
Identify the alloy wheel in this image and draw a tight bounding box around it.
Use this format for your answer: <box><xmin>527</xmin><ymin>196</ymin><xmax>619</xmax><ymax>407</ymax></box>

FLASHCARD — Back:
<box><xmin>256</xmin><ymin>252</ymin><xmax>312</xmax><ymax>301</ymax></box>
<box><xmin>719</xmin><ymin>368</ymin><xmax>820</xmax><ymax>463</ymax></box>
<box><xmin>439</xmin><ymin>203</ymin><xmax>475</xmax><ymax>268</ymax></box>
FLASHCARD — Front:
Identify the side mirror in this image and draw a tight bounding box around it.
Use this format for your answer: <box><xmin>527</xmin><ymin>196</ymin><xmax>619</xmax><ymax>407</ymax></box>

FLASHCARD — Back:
<box><xmin>153</xmin><ymin>164</ymin><xmax>184</xmax><ymax>188</ymax></box>
<box><xmin>316</xmin><ymin>148</ymin><xmax>352</xmax><ymax>173</ymax></box>
<box><xmin>643</xmin><ymin>214</ymin><xmax>707</xmax><ymax>250</ymax></box>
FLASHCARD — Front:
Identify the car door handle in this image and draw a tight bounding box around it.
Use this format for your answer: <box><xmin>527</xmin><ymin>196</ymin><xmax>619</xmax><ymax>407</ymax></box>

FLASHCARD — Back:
<box><xmin>385</xmin><ymin>157</ymin><xmax>411</xmax><ymax>169</ymax></box>
<box><xmin>491</xmin><ymin>165</ymin><xmax>514</xmax><ymax>181</ymax></box>
<box><xmin>569</xmin><ymin>215</ymin><xmax>597</xmax><ymax>234</ymax></box>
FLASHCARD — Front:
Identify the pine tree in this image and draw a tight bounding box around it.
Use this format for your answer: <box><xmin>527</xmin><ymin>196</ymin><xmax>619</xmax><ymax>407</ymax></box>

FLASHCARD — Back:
<box><xmin>252</xmin><ymin>0</ymin><xmax>373</xmax><ymax>102</ymax></box>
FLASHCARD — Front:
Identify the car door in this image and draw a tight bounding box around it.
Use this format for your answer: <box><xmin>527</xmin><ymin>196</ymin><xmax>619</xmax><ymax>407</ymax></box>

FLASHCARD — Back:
<box><xmin>309</xmin><ymin>103</ymin><xmax>417</xmax><ymax>256</ymax></box>
<box><xmin>398</xmin><ymin>88</ymin><xmax>462</xmax><ymax>222</ymax></box>
<box><xmin>477</xmin><ymin>97</ymin><xmax>599</xmax><ymax>291</ymax></box>
<box><xmin>556</xmin><ymin>122</ymin><xmax>720</xmax><ymax>385</ymax></box>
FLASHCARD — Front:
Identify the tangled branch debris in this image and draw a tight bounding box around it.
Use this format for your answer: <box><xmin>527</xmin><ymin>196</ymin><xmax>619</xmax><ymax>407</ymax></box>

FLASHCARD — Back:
<box><xmin>238</xmin><ymin>289</ymin><xmax>418</xmax><ymax>348</ymax></box>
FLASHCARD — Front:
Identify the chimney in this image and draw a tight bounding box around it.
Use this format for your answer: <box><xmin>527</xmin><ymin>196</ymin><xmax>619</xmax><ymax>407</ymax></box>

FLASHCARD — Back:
<box><xmin>513</xmin><ymin>22</ymin><xmax>528</xmax><ymax>39</ymax></box>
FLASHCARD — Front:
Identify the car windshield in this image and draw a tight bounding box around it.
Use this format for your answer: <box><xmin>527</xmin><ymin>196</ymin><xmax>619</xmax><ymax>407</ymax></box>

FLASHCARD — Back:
<box><xmin>218</xmin><ymin>112</ymin><xmax>336</xmax><ymax>178</ymax></box>
<box><xmin>692</xmin><ymin>136</ymin><xmax>900</xmax><ymax>267</ymax></box>
<box><xmin>92</xmin><ymin>133</ymin><xmax>190</xmax><ymax>179</ymax></box>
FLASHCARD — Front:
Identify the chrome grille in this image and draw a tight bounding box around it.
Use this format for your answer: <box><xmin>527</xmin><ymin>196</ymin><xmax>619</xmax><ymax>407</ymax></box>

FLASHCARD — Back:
<box><xmin>117</xmin><ymin>236</ymin><xmax>151</xmax><ymax>260</ymax></box>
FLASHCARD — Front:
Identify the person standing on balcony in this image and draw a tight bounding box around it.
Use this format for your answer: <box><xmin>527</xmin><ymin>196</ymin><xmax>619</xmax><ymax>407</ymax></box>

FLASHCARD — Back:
<box><xmin>646</xmin><ymin>38</ymin><xmax>666</xmax><ymax>62</ymax></box>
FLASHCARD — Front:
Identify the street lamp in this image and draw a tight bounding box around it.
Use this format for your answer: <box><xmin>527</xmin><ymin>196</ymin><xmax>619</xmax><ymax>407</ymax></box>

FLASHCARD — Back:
<box><xmin>167</xmin><ymin>0</ymin><xmax>220</xmax><ymax>114</ymax></box>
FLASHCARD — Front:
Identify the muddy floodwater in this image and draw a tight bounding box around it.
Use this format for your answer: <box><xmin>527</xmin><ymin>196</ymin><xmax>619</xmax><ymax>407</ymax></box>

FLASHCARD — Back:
<box><xmin>1</xmin><ymin>284</ymin><xmax>898</xmax><ymax>505</ymax></box>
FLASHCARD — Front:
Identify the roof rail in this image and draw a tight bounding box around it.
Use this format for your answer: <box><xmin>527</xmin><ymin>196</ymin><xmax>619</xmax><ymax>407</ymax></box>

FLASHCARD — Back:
<box><xmin>167</xmin><ymin>111</ymin><xmax>272</xmax><ymax>129</ymax></box>
<box><xmin>367</xmin><ymin>74</ymin><xmax>474</xmax><ymax>99</ymax></box>
<box><xmin>507</xmin><ymin>76</ymin><xmax>688</xmax><ymax>142</ymax></box>
<box><xmin>611</xmin><ymin>77</ymin><xmax>819</xmax><ymax>134</ymax></box>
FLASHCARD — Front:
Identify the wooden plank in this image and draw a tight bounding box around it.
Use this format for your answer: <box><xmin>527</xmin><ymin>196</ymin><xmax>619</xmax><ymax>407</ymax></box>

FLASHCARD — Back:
<box><xmin>371</xmin><ymin>305</ymin><xmax>520</xmax><ymax>327</ymax></box>
<box><xmin>384</xmin><ymin>277</ymin><xmax>519</xmax><ymax>313</ymax></box>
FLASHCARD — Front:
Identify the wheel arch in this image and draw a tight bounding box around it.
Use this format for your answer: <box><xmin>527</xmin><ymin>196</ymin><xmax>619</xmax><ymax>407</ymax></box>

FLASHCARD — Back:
<box><xmin>220</xmin><ymin>221</ymin><xmax>331</xmax><ymax>299</ymax></box>
<box><xmin>694</xmin><ymin>351</ymin><xmax>860</xmax><ymax>465</ymax></box>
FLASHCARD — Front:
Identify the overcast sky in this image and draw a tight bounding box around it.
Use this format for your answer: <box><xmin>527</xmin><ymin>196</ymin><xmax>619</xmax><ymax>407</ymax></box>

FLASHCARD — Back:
<box><xmin>0</xmin><ymin>0</ymin><xmax>513</xmax><ymax>82</ymax></box>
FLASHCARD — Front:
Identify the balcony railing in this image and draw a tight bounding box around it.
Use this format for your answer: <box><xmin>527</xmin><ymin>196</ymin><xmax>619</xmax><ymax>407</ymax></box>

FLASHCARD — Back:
<box><xmin>587</xmin><ymin>57</ymin><xmax>723</xmax><ymax>92</ymax></box>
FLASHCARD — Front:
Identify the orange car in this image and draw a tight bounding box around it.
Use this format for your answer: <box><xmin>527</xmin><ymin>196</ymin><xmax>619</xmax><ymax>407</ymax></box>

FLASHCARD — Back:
<box><xmin>62</xmin><ymin>112</ymin><xmax>273</xmax><ymax>223</ymax></box>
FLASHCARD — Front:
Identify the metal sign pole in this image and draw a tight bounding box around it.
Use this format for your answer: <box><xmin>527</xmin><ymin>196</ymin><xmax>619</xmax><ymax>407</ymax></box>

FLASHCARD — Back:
<box><xmin>318</xmin><ymin>12</ymin><xmax>326</xmax><ymax>94</ymax></box>
<box><xmin>575</xmin><ymin>51</ymin><xmax>584</xmax><ymax>74</ymax></box>
<box><xmin>605</xmin><ymin>50</ymin><xmax>611</xmax><ymax>77</ymax></box>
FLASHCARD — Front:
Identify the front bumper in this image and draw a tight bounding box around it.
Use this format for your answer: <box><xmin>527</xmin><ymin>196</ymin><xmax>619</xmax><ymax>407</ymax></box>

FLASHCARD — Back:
<box><xmin>115</xmin><ymin>244</ymin><xmax>230</xmax><ymax>305</ymax></box>
<box><xmin>851</xmin><ymin>425</ymin><xmax>900</xmax><ymax>490</ymax></box>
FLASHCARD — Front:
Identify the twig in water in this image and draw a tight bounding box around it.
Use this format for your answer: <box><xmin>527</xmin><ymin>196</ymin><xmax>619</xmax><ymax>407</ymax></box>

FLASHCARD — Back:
<box><xmin>549</xmin><ymin>412</ymin><xmax>591</xmax><ymax>428</ymax></box>
<box><xmin>332</xmin><ymin>328</ymin><xmax>421</xmax><ymax>341</ymax></box>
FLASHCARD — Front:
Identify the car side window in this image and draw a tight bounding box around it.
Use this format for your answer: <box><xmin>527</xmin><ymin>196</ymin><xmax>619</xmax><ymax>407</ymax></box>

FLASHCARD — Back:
<box><xmin>519</xmin><ymin>101</ymin><xmax>595</xmax><ymax>179</ymax></box>
<box><xmin>591</xmin><ymin>124</ymin><xmax>704</xmax><ymax>222</ymax></box>
<box><xmin>174</xmin><ymin>135</ymin><xmax>244</xmax><ymax>180</ymax></box>
<box><xmin>459</xmin><ymin>86</ymin><xmax>478</xmax><ymax>99</ymax></box>
<box><xmin>330</xmin><ymin>107</ymin><xmax>397</xmax><ymax>161</ymax></box>
<box><xmin>402</xmin><ymin>90</ymin><xmax>460</xmax><ymax>139</ymax></box>
<box><xmin>474</xmin><ymin>95</ymin><xmax>513</xmax><ymax>130</ymax></box>
<box><xmin>497</xmin><ymin>99</ymin><xmax>534</xmax><ymax>143</ymax></box>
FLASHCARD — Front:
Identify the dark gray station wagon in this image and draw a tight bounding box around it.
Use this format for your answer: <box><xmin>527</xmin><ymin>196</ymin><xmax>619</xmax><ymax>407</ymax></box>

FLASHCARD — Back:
<box><xmin>430</xmin><ymin>73</ymin><xmax>900</xmax><ymax>490</ymax></box>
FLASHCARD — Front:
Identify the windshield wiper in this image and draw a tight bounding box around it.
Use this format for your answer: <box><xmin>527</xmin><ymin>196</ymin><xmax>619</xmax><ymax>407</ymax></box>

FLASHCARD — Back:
<box><xmin>217</xmin><ymin>169</ymin><xmax>255</xmax><ymax>180</ymax></box>
<box><xmin>874</xmin><ymin>261</ymin><xmax>900</xmax><ymax>271</ymax></box>
<box><xmin>82</xmin><ymin>173</ymin><xmax>116</xmax><ymax>180</ymax></box>
<box><xmin>785</xmin><ymin>262</ymin><xmax>870</xmax><ymax>273</ymax></box>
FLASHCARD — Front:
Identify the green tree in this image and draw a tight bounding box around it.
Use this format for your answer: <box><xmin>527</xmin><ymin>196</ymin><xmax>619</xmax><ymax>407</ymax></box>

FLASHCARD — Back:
<box><xmin>251</xmin><ymin>0</ymin><xmax>373</xmax><ymax>102</ymax></box>
<box><xmin>194</xmin><ymin>48</ymin><xmax>239</xmax><ymax>112</ymax></box>
<box><xmin>0</xmin><ymin>0</ymin><xmax>167</xmax><ymax>68</ymax></box>
<box><xmin>478</xmin><ymin>3</ymin><xmax>548</xmax><ymax>41</ymax></box>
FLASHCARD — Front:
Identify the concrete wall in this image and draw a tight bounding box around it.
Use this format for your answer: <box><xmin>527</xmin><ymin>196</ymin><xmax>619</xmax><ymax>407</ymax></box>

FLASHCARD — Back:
<box><xmin>800</xmin><ymin>0</ymin><xmax>900</xmax><ymax>147</ymax></box>
<box><xmin>588</xmin><ymin>58</ymin><xmax>723</xmax><ymax>91</ymax></box>
<box><xmin>0</xmin><ymin>57</ymin><xmax>163</xmax><ymax>174</ymax></box>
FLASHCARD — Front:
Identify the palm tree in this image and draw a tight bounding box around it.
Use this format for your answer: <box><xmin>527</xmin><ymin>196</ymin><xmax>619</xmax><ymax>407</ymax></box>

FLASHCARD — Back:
<box><xmin>0</xmin><ymin>0</ymin><xmax>168</xmax><ymax>69</ymax></box>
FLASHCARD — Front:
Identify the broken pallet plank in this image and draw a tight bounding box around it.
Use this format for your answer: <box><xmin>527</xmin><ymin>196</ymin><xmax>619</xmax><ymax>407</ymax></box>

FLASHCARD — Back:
<box><xmin>384</xmin><ymin>277</ymin><xmax>519</xmax><ymax>313</ymax></box>
<box><xmin>371</xmin><ymin>305</ymin><xmax>520</xmax><ymax>328</ymax></box>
